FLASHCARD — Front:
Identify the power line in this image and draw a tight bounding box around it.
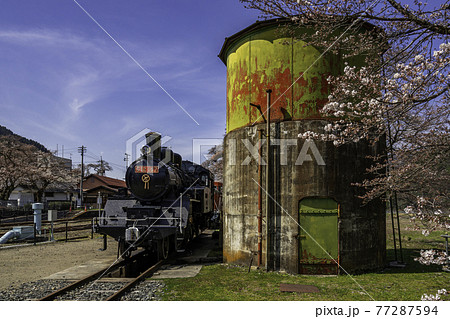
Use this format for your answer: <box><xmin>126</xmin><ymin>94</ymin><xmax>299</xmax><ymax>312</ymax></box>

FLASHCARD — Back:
<box><xmin>85</xmin><ymin>154</ymin><xmax>100</xmax><ymax>161</ymax></box>
<box><xmin>81</xmin><ymin>151</ymin><xmax>127</xmax><ymax>174</ymax></box>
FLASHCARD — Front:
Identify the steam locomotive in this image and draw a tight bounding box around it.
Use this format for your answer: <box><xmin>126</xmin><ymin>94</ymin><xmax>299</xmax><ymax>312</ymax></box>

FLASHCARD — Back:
<box><xmin>94</xmin><ymin>132</ymin><xmax>214</xmax><ymax>259</ymax></box>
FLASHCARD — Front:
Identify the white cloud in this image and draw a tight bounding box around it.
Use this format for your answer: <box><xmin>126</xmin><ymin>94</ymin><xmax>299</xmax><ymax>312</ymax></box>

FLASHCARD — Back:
<box><xmin>69</xmin><ymin>98</ymin><xmax>91</xmax><ymax>115</ymax></box>
<box><xmin>0</xmin><ymin>29</ymin><xmax>102</xmax><ymax>52</ymax></box>
<box><xmin>0</xmin><ymin>26</ymin><xmax>226</xmax><ymax>167</ymax></box>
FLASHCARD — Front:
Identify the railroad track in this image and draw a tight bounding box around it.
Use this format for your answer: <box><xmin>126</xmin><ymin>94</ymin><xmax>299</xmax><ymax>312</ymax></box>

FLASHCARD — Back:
<box><xmin>105</xmin><ymin>259</ymin><xmax>165</xmax><ymax>301</ymax></box>
<box><xmin>39</xmin><ymin>251</ymin><xmax>166</xmax><ymax>301</ymax></box>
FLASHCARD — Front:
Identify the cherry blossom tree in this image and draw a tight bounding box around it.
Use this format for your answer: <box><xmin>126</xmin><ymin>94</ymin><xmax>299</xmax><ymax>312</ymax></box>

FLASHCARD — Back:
<box><xmin>0</xmin><ymin>136</ymin><xmax>34</xmax><ymax>200</ymax></box>
<box><xmin>240</xmin><ymin>0</ymin><xmax>449</xmax><ymax>286</ymax></box>
<box><xmin>202</xmin><ymin>143</ymin><xmax>223</xmax><ymax>182</ymax></box>
<box><xmin>24</xmin><ymin>151</ymin><xmax>77</xmax><ymax>202</ymax></box>
<box><xmin>239</xmin><ymin>0</ymin><xmax>449</xmax><ymax>207</ymax></box>
<box><xmin>0</xmin><ymin>136</ymin><xmax>77</xmax><ymax>203</ymax></box>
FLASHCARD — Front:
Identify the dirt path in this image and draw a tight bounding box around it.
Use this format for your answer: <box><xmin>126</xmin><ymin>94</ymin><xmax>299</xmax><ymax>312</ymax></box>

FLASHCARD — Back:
<box><xmin>0</xmin><ymin>237</ymin><xmax>117</xmax><ymax>291</ymax></box>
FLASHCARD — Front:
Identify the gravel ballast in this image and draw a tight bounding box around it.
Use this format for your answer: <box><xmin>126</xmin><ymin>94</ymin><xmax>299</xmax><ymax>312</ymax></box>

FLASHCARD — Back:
<box><xmin>0</xmin><ymin>237</ymin><xmax>167</xmax><ymax>301</ymax></box>
<box><xmin>120</xmin><ymin>280</ymin><xmax>165</xmax><ymax>301</ymax></box>
<box><xmin>0</xmin><ymin>280</ymin><xmax>70</xmax><ymax>301</ymax></box>
<box><xmin>54</xmin><ymin>281</ymin><xmax>128</xmax><ymax>301</ymax></box>
<box><xmin>0</xmin><ymin>279</ymin><xmax>166</xmax><ymax>301</ymax></box>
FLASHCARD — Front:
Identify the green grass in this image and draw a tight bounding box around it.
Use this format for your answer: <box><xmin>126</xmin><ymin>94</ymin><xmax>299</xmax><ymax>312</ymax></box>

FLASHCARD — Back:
<box><xmin>159</xmin><ymin>215</ymin><xmax>449</xmax><ymax>301</ymax></box>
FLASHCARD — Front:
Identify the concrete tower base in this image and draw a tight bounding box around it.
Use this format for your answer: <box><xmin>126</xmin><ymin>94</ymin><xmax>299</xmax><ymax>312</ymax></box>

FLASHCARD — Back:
<box><xmin>222</xmin><ymin>120</ymin><xmax>386</xmax><ymax>274</ymax></box>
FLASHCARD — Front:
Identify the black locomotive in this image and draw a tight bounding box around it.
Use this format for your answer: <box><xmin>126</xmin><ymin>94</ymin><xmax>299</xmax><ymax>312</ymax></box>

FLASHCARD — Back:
<box><xmin>95</xmin><ymin>132</ymin><xmax>214</xmax><ymax>259</ymax></box>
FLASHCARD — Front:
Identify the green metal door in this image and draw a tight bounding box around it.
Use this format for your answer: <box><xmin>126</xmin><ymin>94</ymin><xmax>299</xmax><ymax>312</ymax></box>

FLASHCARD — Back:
<box><xmin>299</xmin><ymin>198</ymin><xmax>339</xmax><ymax>274</ymax></box>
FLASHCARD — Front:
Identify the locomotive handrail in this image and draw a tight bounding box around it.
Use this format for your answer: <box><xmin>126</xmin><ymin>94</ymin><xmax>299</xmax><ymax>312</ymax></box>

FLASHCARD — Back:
<box><xmin>96</xmin><ymin>216</ymin><xmax>182</xmax><ymax>221</ymax></box>
<box><xmin>96</xmin><ymin>216</ymin><xmax>184</xmax><ymax>228</ymax></box>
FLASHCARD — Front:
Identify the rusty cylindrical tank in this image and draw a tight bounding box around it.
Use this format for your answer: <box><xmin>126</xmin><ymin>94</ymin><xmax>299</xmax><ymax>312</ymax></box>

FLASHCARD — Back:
<box><xmin>219</xmin><ymin>18</ymin><xmax>386</xmax><ymax>274</ymax></box>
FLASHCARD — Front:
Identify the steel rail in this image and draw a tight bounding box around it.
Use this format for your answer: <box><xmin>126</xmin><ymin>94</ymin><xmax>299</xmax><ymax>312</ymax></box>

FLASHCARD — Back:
<box><xmin>38</xmin><ymin>251</ymin><xmax>146</xmax><ymax>301</ymax></box>
<box><xmin>105</xmin><ymin>259</ymin><xmax>166</xmax><ymax>301</ymax></box>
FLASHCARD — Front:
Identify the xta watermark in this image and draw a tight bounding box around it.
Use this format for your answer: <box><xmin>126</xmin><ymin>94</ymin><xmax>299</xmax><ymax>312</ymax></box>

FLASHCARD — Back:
<box><xmin>126</xmin><ymin>131</ymin><xmax>325</xmax><ymax>167</ymax></box>
<box><xmin>223</xmin><ymin>138</ymin><xmax>325</xmax><ymax>166</ymax></box>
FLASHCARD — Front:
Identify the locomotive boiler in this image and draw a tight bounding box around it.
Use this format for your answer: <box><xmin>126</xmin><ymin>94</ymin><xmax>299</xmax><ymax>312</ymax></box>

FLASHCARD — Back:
<box><xmin>95</xmin><ymin>132</ymin><xmax>214</xmax><ymax>259</ymax></box>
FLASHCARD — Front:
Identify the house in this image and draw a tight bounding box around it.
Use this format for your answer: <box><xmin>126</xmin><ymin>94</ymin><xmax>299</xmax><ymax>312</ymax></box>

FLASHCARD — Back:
<box><xmin>8</xmin><ymin>156</ymin><xmax>76</xmax><ymax>207</ymax></box>
<box><xmin>8</xmin><ymin>186</ymin><xmax>34</xmax><ymax>207</ymax></box>
<box><xmin>9</xmin><ymin>185</ymin><xmax>77</xmax><ymax>207</ymax></box>
<box><xmin>81</xmin><ymin>174</ymin><xmax>127</xmax><ymax>207</ymax></box>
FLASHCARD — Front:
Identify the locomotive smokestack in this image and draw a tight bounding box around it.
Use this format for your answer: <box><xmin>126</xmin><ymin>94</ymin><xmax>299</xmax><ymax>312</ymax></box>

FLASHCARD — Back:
<box><xmin>145</xmin><ymin>132</ymin><xmax>161</xmax><ymax>161</ymax></box>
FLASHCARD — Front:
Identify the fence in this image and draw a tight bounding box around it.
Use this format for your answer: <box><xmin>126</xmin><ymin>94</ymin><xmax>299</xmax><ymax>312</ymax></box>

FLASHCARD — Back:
<box><xmin>0</xmin><ymin>218</ymin><xmax>96</xmax><ymax>244</ymax></box>
<box><xmin>0</xmin><ymin>209</ymin><xmax>72</xmax><ymax>225</ymax></box>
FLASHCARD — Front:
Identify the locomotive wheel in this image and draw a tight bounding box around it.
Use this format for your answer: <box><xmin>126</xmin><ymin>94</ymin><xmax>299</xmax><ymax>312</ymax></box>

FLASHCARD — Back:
<box><xmin>162</xmin><ymin>237</ymin><xmax>170</xmax><ymax>259</ymax></box>
<box><xmin>158</xmin><ymin>237</ymin><xmax>170</xmax><ymax>260</ymax></box>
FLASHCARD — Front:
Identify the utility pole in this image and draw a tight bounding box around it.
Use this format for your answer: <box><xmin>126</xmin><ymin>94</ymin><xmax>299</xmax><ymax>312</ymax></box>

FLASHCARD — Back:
<box><xmin>78</xmin><ymin>146</ymin><xmax>87</xmax><ymax>206</ymax></box>
<box><xmin>99</xmin><ymin>156</ymin><xmax>105</xmax><ymax>176</ymax></box>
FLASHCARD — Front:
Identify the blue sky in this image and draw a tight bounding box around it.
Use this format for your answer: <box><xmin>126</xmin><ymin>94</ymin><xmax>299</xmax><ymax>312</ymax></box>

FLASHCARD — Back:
<box><xmin>0</xmin><ymin>0</ymin><xmax>260</xmax><ymax>179</ymax></box>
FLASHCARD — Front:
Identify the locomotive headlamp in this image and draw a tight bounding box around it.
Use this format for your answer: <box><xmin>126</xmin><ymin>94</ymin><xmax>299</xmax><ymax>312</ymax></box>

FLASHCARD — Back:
<box><xmin>125</xmin><ymin>227</ymin><xmax>140</xmax><ymax>243</ymax></box>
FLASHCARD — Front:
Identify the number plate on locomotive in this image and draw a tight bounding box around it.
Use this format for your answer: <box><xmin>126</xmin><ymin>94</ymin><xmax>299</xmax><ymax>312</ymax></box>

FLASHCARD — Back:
<box><xmin>135</xmin><ymin>166</ymin><xmax>159</xmax><ymax>173</ymax></box>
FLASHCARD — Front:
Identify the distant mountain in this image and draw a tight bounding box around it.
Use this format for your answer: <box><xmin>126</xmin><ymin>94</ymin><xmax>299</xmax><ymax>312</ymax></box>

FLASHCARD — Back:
<box><xmin>0</xmin><ymin>125</ymin><xmax>49</xmax><ymax>153</ymax></box>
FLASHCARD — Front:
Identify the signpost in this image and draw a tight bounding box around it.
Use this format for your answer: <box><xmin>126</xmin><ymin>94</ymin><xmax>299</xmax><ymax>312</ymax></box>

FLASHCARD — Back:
<box><xmin>48</xmin><ymin>210</ymin><xmax>57</xmax><ymax>241</ymax></box>
<box><xmin>97</xmin><ymin>192</ymin><xmax>107</xmax><ymax>251</ymax></box>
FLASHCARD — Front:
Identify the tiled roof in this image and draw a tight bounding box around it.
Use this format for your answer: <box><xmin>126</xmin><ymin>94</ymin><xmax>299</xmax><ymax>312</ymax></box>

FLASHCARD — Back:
<box><xmin>85</xmin><ymin>185</ymin><xmax>121</xmax><ymax>194</ymax></box>
<box><xmin>82</xmin><ymin>174</ymin><xmax>126</xmax><ymax>191</ymax></box>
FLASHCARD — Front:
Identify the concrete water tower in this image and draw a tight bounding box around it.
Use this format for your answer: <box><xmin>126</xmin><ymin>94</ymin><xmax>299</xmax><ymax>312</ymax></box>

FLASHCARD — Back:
<box><xmin>219</xmin><ymin>18</ymin><xmax>386</xmax><ymax>274</ymax></box>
